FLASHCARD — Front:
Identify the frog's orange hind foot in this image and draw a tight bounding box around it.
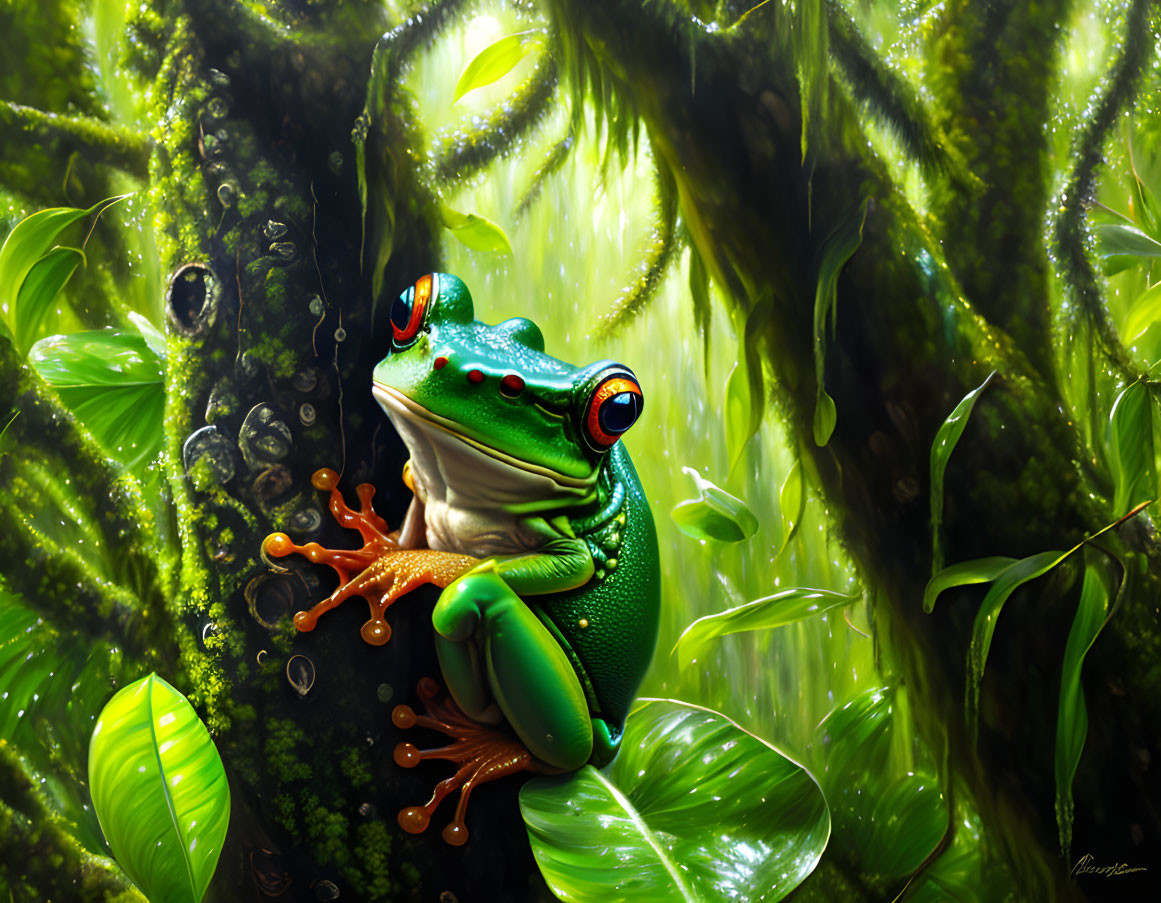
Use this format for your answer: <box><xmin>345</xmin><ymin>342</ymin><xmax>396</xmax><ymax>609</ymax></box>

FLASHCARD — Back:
<box><xmin>261</xmin><ymin>470</ymin><xmax>477</xmax><ymax>645</ymax></box>
<box><xmin>391</xmin><ymin>678</ymin><xmax>541</xmax><ymax>846</ymax></box>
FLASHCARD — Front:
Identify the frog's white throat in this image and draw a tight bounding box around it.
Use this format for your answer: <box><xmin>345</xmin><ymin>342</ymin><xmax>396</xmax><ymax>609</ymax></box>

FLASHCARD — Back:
<box><xmin>373</xmin><ymin>383</ymin><xmax>597</xmax><ymax>557</ymax></box>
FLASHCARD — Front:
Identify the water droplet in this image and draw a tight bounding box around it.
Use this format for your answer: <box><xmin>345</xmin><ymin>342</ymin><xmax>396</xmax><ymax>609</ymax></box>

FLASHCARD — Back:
<box><xmin>286</xmin><ymin>654</ymin><xmax>316</xmax><ymax>697</ymax></box>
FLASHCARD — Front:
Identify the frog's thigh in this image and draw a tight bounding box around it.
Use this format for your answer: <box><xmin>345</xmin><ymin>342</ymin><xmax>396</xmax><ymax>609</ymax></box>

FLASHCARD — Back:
<box><xmin>432</xmin><ymin>574</ymin><xmax>593</xmax><ymax>770</ymax></box>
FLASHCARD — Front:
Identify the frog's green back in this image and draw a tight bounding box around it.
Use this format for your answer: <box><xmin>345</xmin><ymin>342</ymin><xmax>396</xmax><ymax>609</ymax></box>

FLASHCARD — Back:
<box><xmin>533</xmin><ymin>442</ymin><xmax>661</xmax><ymax>754</ymax></box>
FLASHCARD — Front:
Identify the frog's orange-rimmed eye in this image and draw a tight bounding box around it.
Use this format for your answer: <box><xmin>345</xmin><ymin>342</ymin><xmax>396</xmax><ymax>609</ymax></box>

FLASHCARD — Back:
<box><xmin>583</xmin><ymin>371</ymin><xmax>643</xmax><ymax>450</ymax></box>
<box><xmin>391</xmin><ymin>274</ymin><xmax>437</xmax><ymax>347</ymax></box>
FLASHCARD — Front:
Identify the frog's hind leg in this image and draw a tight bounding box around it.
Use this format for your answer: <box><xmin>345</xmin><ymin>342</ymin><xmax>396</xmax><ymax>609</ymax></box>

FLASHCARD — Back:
<box><xmin>392</xmin><ymin>678</ymin><xmax>539</xmax><ymax>846</ymax></box>
<box><xmin>432</xmin><ymin>563</ymin><xmax>594</xmax><ymax>770</ymax></box>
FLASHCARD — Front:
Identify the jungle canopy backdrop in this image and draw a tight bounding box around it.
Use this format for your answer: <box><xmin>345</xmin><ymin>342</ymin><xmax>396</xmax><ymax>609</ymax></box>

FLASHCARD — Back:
<box><xmin>2</xmin><ymin>0</ymin><xmax>1161</xmax><ymax>901</ymax></box>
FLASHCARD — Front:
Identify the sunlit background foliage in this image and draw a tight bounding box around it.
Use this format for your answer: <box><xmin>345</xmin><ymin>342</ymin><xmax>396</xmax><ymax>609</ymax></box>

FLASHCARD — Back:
<box><xmin>4</xmin><ymin>0</ymin><xmax>1161</xmax><ymax>900</ymax></box>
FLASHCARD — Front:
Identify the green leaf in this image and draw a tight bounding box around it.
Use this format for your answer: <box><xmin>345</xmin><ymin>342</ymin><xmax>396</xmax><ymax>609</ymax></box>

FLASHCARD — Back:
<box><xmin>923</xmin><ymin>556</ymin><xmax>1018</xmax><ymax>614</ymax></box>
<box><xmin>674</xmin><ymin>586</ymin><xmax>859</xmax><ymax>668</ymax></box>
<box><xmin>817</xmin><ymin>687</ymin><xmax>898</xmax><ymax>781</ymax></box>
<box><xmin>127</xmin><ymin>311</ymin><xmax>167</xmax><ymax>359</ymax></box>
<box><xmin>812</xmin><ymin>197</ymin><xmax>869</xmax><ymax>447</ymax></box>
<box><xmin>671</xmin><ymin>466</ymin><xmax>758</xmax><ymax>543</ymax></box>
<box><xmin>14</xmin><ymin>246</ymin><xmax>85</xmax><ymax>356</ymax></box>
<box><xmin>929</xmin><ymin>371</ymin><xmax>995</xmax><ymax>573</ymax></box>
<box><xmin>1055</xmin><ymin>563</ymin><xmax>1112</xmax><ymax>857</ymax></box>
<box><xmin>89</xmin><ymin>673</ymin><xmax>230</xmax><ymax>903</ymax></box>
<box><xmin>453</xmin><ymin>31</ymin><xmax>539</xmax><ymax>104</ymax></box>
<box><xmin>724</xmin><ymin>361</ymin><xmax>757</xmax><ymax>472</ymax></box>
<box><xmin>1094</xmin><ymin>222</ymin><xmax>1161</xmax><ymax>274</ymax></box>
<box><xmin>1120</xmin><ymin>281</ymin><xmax>1161</xmax><ymax>342</ymax></box>
<box><xmin>967</xmin><ymin>550</ymin><xmax>1067</xmax><ymax>731</ymax></box>
<box><xmin>520</xmin><ymin>698</ymin><xmax>829</xmax><ymax>902</ymax></box>
<box><xmin>0</xmin><ymin>197</ymin><xmax>126</xmax><ymax>355</ymax></box>
<box><xmin>813</xmin><ymin>388</ymin><xmax>837</xmax><ymax>447</ymax></box>
<box><xmin>816</xmin><ymin>688</ymin><xmax>947</xmax><ymax>878</ymax></box>
<box><xmin>688</xmin><ymin>245</ymin><xmax>711</xmax><ymax>373</ymax></box>
<box><xmin>777</xmin><ymin>458</ymin><xmax>805</xmax><ymax>556</ymax></box>
<box><xmin>441</xmin><ymin>205</ymin><xmax>514</xmax><ymax>255</ymax></box>
<box><xmin>29</xmin><ymin>329</ymin><xmax>165</xmax><ymax>472</ymax></box>
<box><xmin>1108</xmin><ymin>381</ymin><xmax>1154</xmax><ymax>515</ymax></box>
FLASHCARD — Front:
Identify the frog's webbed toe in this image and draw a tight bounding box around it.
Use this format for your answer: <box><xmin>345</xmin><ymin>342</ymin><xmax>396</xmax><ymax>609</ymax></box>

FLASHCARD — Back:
<box><xmin>261</xmin><ymin>469</ymin><xmax>477</xmax><ymax>644</ymax></box>
<box><xmin>391</xmin><ymin>678</ymin><xmax>550</xmax><ymax>846</ymax></box>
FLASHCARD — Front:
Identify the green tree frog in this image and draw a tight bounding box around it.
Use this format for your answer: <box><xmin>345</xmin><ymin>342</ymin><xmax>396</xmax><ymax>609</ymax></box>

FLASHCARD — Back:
<box><xmin>264</xmin><ymin>273</ymin><xmax>660</xmax><ymax>844</ymax></box>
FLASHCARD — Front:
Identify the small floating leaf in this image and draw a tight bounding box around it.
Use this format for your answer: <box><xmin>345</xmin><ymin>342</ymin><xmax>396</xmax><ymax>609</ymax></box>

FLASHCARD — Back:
<box><xmin>671</xmin><ymin>466</ymin><xmax>758</xmax><ymax>543</ymax></box>
<box><xmin>1108</xmin><ymin>381</ymin><xmax>1154</xmax><ymax>516</ymax></box>
<box><xmin>1055</xmin><ymin>563</ymin><xmax>1112</xmax><ymax>857</ymax></box>
<box><xmin>777</xmin><ymin>458</ymin><xmax>805</xmax><ymax>556</ymax></box>
<box><xmin>923</xmin><ymin>556</ymin><xmax>1018</xmax><ymax>614</ymax></box>
<box><xmin>89</xmin><ymin>673</ymin><xmax>230</xmax><ymax>903</ymax></box>
<box><xmin>453</xmin><ymin>31</ymin><xmax>538</xmax><ymax>104</ymax></box>
<box><xmin>813</xmin><ymin>388</ymin><xmax>837</xmax><ymax>447</ymax></box>
<box><xmin>967</xmin><ymin>550</ymin><xmax>1067</xmax><ymax>732</ymax></box>
<box><xmin>674</xmin><ymin>586</ymin><xmax>859</xmax><ymax>667</ymax></box>
<box><xmin>929</xmin><ymin>371</ymin><xmax>996</xmax><ymax>573</ymax></box>
<box><xmin>441</xmin><ymin>205</ymin><xmax>514</xmax><ymax>255</ymax></box>
<box><xmin>520</xmin><ymin>698</ymin><xmax>829</xmax><ymax>902</ymax></box>
<box><xmin>724</xmin><ymin>361</ymin><xmax>757</xmax><ymax>472</ymax></box>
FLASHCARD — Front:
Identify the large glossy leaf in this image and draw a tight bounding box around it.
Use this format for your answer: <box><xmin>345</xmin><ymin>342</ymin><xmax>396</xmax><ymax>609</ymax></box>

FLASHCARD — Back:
<box><xmin>929</xmin><ymin>372</ymin><xmax>995</xmax><ymax>573</ymax></box>
<box><xmin>923</xmin><ymin>556</ymin><xmax>1018</xmax><ymax>614</ymax></box>
<box><xmin>966</xmin><ymin>550</ymin><xmax>1066</xmax><ymax>730</ymax></box>
<box><xmin>670</xmin><ymin>467</ymin><xmax>758</xmax><ymax>543</ymax></box>
<box><xmin>1108</xmin><ymin>381</ymin><xmax>1154</xmax><ymax>515</ymax></box>
<box><xmin>89</xmin><ymin>673</ymin><xmax>230</xmax><ymax>903</ymax></box>
<box><xmin>0</xmin><ymin>197</ymin><xmax>125</xmax><ymax>355</ymax></box>
<box><xmin>816</xmin><ymin>688</ymin><xmax>947</xmax><ymax>878</ymax></box>
<box><xmin>453</xmin><ymin>31</ymin><xmax>539</xmax><ymax>103</ymax></box>
<box><xmin>28</xmin><ymin>329</ymin><xmax>165</xmax><ymax>472</ymax></box>
<box><xmin>1055</xmin><ymin>563</ymin><xmax>1112</xmax><ymax>856</ymax></box>
<box><xmin>520</xmin><ymin>698</ymin><xmax>829</xmax><ymax>902</ymax></box>
<box><xmin>674</xmin><ymin>586</ymin><xmax>858</xmax><ymax>668</ymax></box>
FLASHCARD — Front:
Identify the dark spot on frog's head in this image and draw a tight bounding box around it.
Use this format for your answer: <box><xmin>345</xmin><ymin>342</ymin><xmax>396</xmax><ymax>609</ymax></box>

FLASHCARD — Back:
<box><xmin>492</xmin><ymin>317</ymin><xmax>545</xmax><ymax>352</ymax></box>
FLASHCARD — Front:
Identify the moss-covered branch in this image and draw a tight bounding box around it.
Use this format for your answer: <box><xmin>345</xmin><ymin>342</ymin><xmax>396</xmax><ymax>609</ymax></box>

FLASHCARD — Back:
<box><xmin>0</xmin><ymin>100</ymin><xmax>150</xmax><ymax>181</ymax></box>
<box><xmin>928</xmin><ymin>0</ymin><xmax>1073</xmax><ymax>379</ymax></box>
<box><xmin>824</xmin><ymin>0</ymin><xmax>964</xmax><ymax>182</ymax></box>
<box><xmin>593</xmin><ymin>157</ymin><xmax>679</xmax><ymax>338</ymax></box>
<box><xmin>1053</xmin><ymin>0</ymin><xmax>1157</xmax><ymax>383</ymax></box>
<box><xmin>0</xmin><ymin>741</ymin><xmax>145</xmax><ymax>903</ymax></box>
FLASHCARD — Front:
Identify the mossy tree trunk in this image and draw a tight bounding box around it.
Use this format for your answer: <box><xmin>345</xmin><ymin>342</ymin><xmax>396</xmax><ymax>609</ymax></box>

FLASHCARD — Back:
<box><xmin>545</xmin><ymin>1</ymin><xmax>1160</xmax><ymax>900</ymax></box>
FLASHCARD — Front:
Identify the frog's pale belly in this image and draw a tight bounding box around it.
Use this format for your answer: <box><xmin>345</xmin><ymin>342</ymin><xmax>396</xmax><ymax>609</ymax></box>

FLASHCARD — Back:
<box><xmin>375</xmin><ymin>384</ymin><xmax>597</xmax><ymax>558</ymax></box>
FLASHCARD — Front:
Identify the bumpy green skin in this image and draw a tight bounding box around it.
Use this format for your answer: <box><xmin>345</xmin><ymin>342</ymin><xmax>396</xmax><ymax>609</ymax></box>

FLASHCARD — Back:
<box><xmin>372</xmin><ymin>273</ymin><xmax>660</xmax><ymax>768</ymax></box>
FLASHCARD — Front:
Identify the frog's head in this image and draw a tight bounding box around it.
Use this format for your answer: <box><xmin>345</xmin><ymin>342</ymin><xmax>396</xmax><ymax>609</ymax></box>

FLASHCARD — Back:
<box><xmin>372</xmin><ymin>274</ymin><xmax>644</xmax><ymax>485</ymax></box>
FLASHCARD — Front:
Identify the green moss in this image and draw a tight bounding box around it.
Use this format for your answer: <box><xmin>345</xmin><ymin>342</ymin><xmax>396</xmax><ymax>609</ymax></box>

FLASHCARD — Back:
<box><xmin>265</xmin><ymin>718</ymin><xmax>312</xmax><ymax>783</ymax></box>
<box><xmin>340</xmin><ymin>747</ymin><xmax>372</xmax><ymax>788</ymax></box>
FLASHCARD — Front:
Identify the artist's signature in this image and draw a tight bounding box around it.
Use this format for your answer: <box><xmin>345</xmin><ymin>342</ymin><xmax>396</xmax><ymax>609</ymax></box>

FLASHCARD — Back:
<box><xmin>1071</xmin><ymin>853</ymin><xmax>1148</xmax><ymax>879</ymax></box>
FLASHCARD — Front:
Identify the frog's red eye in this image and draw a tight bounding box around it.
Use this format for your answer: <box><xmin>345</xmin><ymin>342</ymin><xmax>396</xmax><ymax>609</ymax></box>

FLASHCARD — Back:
<box><xmin>392</xmin><ymin>274</ymin><xmax>436</xmax><ymax>347</ymax></box>
<box><xmin>584</xmin><ymin>373</ymin><xmax>643</xmax><ymax>450</ymax></box>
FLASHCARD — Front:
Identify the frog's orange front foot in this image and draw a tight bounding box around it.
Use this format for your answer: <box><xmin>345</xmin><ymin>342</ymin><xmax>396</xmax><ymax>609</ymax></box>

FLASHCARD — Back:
<box><xmin>392</xmin><ymin>678</ymin><xmax>545</xmax><ymax>846</ymax></box>
<box><xmin>262</xmin><ymin>468</ymin><xmax>477</xmax><ymax>645</ymax></box>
